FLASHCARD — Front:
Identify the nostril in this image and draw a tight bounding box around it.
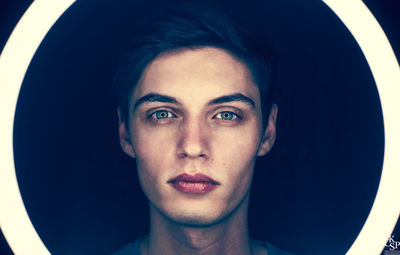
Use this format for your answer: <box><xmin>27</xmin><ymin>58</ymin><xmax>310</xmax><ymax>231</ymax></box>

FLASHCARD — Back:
<box><xmin>178</xmin><ymin>152</ymin><xmax>187</xmax><ymax>159</ymax></box>
<box><xmin>176</xmin><ymin>151</ymin><xmax>208</xmax><ymax>159</ymax></box>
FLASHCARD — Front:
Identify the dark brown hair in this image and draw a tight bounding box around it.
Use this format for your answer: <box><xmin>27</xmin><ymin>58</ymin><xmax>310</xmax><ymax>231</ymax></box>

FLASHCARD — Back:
<box><xmin>113</xmin><ymin>2</ymin><xmax>276</xmax><ymax>127</ymax></box>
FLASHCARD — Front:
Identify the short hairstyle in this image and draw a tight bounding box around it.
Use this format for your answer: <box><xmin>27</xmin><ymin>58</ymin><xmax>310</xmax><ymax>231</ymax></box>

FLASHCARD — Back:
<box><xmin>113</xmin><ymin>2</ymin><xmax>276</xmax><ymax>127</ymax></box>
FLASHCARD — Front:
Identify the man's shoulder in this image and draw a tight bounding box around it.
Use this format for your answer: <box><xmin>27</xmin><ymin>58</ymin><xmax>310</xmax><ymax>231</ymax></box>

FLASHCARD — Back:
<box><xmin>111</xmin><ymin>238</ymin><xmax>296</xmax><ymax>255</ymax></box>
<box><xmin>258</xmin><ymin>241</ymin><xmax>297</xmax><ymax>255</ymax></box>
<box><xmin>110</xmin><ymin>237</ymin><xmax>142</xmax><ymax>255</ymax></box>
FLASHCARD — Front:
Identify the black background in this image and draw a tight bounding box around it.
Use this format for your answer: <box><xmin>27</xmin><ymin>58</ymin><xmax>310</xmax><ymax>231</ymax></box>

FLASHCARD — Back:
<box><xmin>1</xmin><ymin>0</ymin><xmax>399</xmax><ymax>254</ymax></box>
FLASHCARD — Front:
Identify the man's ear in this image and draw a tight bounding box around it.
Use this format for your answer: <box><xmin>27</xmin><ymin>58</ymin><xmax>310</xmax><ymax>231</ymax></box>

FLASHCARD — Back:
<box><xmin>118</xmin><ymin>107</ymin><xmax>136</xmax><ymax>158</ymax></box>
<box><xmin>258</xmin><ymin>104</ymin><xmax>278</xmax><ymax>156</ymax></box>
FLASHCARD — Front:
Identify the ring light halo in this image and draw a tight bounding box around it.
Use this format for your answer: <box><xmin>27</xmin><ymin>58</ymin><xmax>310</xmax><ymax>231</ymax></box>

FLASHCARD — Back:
<box><xmin>0</xmin><ymin>1</ymin><xmax>76</xmax><ymax>254</ymax></box>
<box><xmin>323</xmin><ymin>1</ymin><xmax>400</xmax><ymax>254</ymax></box>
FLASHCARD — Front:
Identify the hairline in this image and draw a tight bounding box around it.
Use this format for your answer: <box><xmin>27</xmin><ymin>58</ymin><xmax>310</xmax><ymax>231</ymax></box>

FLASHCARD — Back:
<box><xmin>123</xmin><ymin>45</ymin><xmax>265</xmax><ymax>125</ymax></box>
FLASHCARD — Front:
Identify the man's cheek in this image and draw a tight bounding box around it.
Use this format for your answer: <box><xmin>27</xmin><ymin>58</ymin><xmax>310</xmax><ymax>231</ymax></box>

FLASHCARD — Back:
<box><xmin>137</xmin><ymin>163</ymin><xmax>163</xmax><ymax>199</ymax></box>
<box><xmin>226</xmin><ymin>140</ymin><xmax>259</xmax><ymax>160</ymax></box>
<box><xmin>135</xmin><ymin>135</ymin><xmax>169</xmax><ymax>158</ymax></box>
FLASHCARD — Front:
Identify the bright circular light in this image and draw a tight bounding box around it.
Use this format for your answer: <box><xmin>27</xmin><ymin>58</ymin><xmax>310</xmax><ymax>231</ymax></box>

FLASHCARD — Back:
<box><xmin>323</xmin><ymin>1</ymin><xmax>400</xmax><ymax>254</ymax></box>
<box><xmin>0</xmin><ymin>1</ymin><xmax>398</xmax><ymax>254</ymax></box>
<box><xmin>0</xmin><ymin>1</ymin><xmax>77</xmax><ymax>254</ymax></box>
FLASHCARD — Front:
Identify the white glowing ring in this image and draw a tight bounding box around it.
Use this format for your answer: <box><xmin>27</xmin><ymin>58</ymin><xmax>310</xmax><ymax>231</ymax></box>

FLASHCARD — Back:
<box><xmin>0</xmin><ymin>1</ymin><xmax>76</xmax><ymax>254</ymax></box>
<box><xmin>322</xmin><ymin>1</ymin><xmax>400</xmax><ymax>254</ymax></box>
<box><xmin>0</xmin><ymin>0</ymin><xmax>399</xmax><ymax>254</ymax></box>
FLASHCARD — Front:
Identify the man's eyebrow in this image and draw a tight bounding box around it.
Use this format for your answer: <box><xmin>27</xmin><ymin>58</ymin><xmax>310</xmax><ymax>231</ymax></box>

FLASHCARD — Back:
<box><xmin>208</xmin><ymin>93</ymin><xmax>255</xmax><ymax>108</ymax></box>
<box><xmin>133</xmin><ymin>93</ymin><xmax>180</xmax><ymax>111</ymax></box>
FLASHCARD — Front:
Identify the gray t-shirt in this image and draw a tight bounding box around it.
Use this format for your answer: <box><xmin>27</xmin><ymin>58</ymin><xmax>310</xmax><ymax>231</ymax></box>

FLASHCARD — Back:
<box><xmin>112</xmin><ymin>236</ymin><xmax>296</xmax><ymax>255</ymax></box>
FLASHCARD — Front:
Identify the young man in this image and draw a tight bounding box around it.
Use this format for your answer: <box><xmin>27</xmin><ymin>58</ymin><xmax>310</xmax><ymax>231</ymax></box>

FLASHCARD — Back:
<box><xmin>112</xmin><ymin>3</ymin><xmax>294</xmax><ymax>255</ymax></box>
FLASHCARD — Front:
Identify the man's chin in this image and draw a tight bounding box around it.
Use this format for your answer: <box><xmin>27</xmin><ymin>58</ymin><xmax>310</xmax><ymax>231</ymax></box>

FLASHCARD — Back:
<box><xmin>167</xmin><ymin>213</ymin><xmax>224</xmax><ymax>228</ymax></box>
<box><xmin>160</xmin><ymin>206</ymin><xmax>233</xmax><ymax>228</ymax></box>
<box><xmin>150</xmin><ymin>198</ymin><xmax>241</xmax><ymax>228</ymax></box>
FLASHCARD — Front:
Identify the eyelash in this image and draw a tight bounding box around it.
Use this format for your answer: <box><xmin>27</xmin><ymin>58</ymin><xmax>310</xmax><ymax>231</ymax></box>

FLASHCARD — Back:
<box><xmin>147</xmin><ymin>110</ymin><xmax>241</xmax><ymax>123</ymax></box>
<box><xmin>148</xmin><ymin>110</ymin><xmax>177</xmax><ymax>121</ymax></box>
<box><xmin>213</xmin><ymin>111</ymin><xmax>240</xmax><ymax>121</ymax></box>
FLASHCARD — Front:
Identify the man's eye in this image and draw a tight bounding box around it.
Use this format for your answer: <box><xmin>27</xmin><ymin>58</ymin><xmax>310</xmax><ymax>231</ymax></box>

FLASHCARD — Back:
<box><xmin>150</xmin><ymin>110</ymin><xmax>174</xmax><ymax>120</ymax></box>
<box><xmin>214</xmin><ymin>111</ymin><xmax>238</xmax><ymax>121</ymax></box>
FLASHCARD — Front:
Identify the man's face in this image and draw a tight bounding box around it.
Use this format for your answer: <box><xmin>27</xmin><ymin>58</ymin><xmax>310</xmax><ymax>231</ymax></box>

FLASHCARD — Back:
<box><xmin>119</xmin><ymin>47</ymin><xmax>276</xmax><ymax>226</ymax></box>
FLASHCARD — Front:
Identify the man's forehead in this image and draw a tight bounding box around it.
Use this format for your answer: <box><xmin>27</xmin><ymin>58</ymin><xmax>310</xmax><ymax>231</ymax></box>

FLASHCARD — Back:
<box><xmin>147</xmin><ymin>47</ymin><xmax>246</xmax><ymax>74</ymax></box>
<box><xmin>131</xmin><ymin>47</ymin><xmax>259</xmax><ymax>103</ymax></box>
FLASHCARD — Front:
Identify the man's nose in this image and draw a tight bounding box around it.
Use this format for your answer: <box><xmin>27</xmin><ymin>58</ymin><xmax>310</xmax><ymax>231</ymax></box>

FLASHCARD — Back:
<box><xmin>177</xmin><ymin>117</ymin><xmax>209</xmax><ymax>159</ymax></box>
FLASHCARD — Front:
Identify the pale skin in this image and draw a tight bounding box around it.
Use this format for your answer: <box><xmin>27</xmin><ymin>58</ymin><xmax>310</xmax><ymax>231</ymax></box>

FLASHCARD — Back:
<box><xmin>118</xmin><ymin>47</ymin><xmax>278</xmax><ymax>255</ymax></box>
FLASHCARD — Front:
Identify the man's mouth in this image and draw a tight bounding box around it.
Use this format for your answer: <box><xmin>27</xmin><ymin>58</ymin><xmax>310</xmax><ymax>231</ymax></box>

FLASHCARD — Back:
<box><xmin>167</xmin><ymin>173</ymin><xmax>220</xmax><ymax>194</ymax></box>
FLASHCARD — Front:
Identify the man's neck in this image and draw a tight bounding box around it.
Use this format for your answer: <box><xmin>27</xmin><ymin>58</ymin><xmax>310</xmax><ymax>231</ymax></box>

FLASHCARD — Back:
<box><xmin>140</xmin><ymin>194</ymin><xmax>265</xmax><ymax>255</ymax></box>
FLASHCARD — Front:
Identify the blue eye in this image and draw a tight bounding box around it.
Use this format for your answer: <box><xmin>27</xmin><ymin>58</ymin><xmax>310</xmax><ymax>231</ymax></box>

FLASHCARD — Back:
<box><xmin>215</xmin><ymin>111</ymin><xmax>237</xmax><ymax>121</ymax></box>
<box><xmin>153</xmin><ymin>110</ymin><xmax>173</xmax><ymax>119</ymax></box>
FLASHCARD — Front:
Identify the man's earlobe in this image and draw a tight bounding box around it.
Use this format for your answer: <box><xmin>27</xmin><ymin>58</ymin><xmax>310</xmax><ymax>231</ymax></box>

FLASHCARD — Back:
<box><xmin>258</xmin><ymin>104</ymin><xmax>278</xmax><ymax>157</ymax></box>
<box><xmin>118</xmin><ymin>108</ymin><xmax>136</xmax><ymax>158</ymax></box>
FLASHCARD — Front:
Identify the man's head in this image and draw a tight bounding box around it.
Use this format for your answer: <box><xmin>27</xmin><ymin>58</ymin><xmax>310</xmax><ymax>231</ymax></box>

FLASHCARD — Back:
<box><xmin>113</xmin><ymin>3</ymin><xmax>275</xmax><ymax>129</ymax></box>
<box><xmin>113</xmin><ymin>3</ymin><xmax>277</xmax><ymax>227</ymax></box>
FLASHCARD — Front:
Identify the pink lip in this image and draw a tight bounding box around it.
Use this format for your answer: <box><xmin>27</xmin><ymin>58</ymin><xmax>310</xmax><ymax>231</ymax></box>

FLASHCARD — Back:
<box><xmin>167</xmin><ymin>173</ymin><xmax>220</xmax><ymax>194</ymax></box>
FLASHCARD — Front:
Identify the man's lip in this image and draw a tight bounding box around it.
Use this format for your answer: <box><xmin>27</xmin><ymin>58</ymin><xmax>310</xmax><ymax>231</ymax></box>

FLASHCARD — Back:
<box><xmin>167</xmin><ymin>173</ymin><xmax>220</xmax><ymax>185</ymax></box>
